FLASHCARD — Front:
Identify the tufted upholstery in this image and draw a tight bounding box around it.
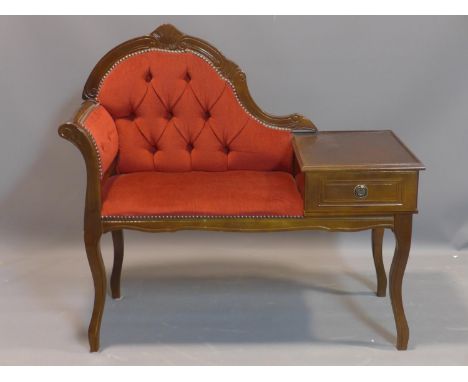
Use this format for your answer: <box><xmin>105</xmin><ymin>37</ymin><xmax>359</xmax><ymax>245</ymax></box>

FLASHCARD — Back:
<box><xmin>82</xmin><ymin>105</ymin><xmax>119</xmax><ymax>175</ymax></box>
<box><xmin>101</xmin><ymin>171</ymin><xmax>304</xmax><ymax>217</ymax></box>
<box><xmin>97</xmin><ymin>51</ymin><xmax>294</xmax><ymax>173</ymax></box>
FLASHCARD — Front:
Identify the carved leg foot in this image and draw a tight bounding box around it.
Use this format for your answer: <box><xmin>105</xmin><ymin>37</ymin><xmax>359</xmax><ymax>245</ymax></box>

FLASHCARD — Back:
<box><xmin>372</xmin><ymin>228</ymin><xmax>387</xmax><ymax>297</ymax></box>
<box><xmin>85</xmin><ymin>233</ymin><xmax>106</xmax><ymax>352</ymax></box>
<box><xmin>111</xmin><ymin>230</ymin><xmax>124</xmax><ymax>299</ymax></box>
<box><xmin>390</xmin><ymin>214</ymin><xmax>412</xmax><ymax>350</ymax></box>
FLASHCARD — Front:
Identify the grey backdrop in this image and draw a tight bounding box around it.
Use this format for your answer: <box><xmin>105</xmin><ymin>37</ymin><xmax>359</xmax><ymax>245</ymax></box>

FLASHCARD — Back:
<box><xmin>0</xmin><ymin>16</ymin><xmax>467</xmax><ymax>250</ymax></box>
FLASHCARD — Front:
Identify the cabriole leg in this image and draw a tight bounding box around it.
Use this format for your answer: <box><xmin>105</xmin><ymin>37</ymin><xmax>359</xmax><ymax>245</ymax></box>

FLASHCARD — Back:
<box><xmin>372</xmin><ymin>228</ymin><xmax>387</xmax><ymax>297</ymax></box>
<box><xmin>390</xmin><ymin>214</ymin><xmax>413</xmax><ymax>350</ymax></box>
<box><xmin>111</xmin><ymin>230</ymin><xmax>124</xmax><ymax>299</ymax></box>
<box><xmin>85</xmin><ymin>233</ymin><xmax>106</xmax><ymax>352</ymax></box>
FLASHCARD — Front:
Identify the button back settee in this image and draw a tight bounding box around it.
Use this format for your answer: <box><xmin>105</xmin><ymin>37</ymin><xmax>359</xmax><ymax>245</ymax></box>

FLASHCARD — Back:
<box><xmin>59</xmin><ymin>24</ymin><xmax>424</xmax><ymax>352</ymax></box>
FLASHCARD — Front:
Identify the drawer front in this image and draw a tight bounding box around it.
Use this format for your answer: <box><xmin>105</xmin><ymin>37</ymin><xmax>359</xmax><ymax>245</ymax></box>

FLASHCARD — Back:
<box><xmin>304</xmin><ymin>171</ymin><xmax>419</xmax><ymax>215</ymax></box>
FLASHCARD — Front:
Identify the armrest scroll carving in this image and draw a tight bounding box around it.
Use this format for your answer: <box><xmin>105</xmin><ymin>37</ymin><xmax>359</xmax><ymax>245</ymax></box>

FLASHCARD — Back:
<box><xmin>58</xmin><ymin>122</ymin><xmax>102</xmax><ymax>234</ymax></box>
<box><xmin>58</xmin><ymin>101</ymin><xmax>114</xmax><ymax>234</ymax></box>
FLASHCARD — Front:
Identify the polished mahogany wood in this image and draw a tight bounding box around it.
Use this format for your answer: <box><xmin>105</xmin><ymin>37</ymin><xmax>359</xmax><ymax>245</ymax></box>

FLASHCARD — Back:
<box><xmin>390</xmin><ymin>214</ymin><xmax>413</xmax><ymax>350</ymax></box>
<box><xmin>58</xmin><ymin>101</ymin><xmax>106</xmax><ymax>352</ymax></box>
<box><xmin>293</xmin><ymin>131</ymin><xmax>424</xmax><ymax>350</ymax></box>
<box><xmin>111</xmin><ymin>230</ymin><xmax>124</xmax><ymax>299</ymax></box>
<box><xmin>293</xmin><ymin>130</ymin><xmax>425</xmax><ymax>171</ymax></box>
<box><xmin>372</xmin><ymin>228</ymin><xmax>386</xmax><ymax>297</ymax></box>
<box><xmin>303</xmin><ymin>170</ymin><xmax>419</xmax><ymax>215</ymax></box>
<box><xmin>295</xmin><ymin>131</ymin><xmax>423</xmax><ymax>218</ymax></box>
<box><xmin>85</xmin><ymin>235</ymin><xmax>105</xmax><ymax>353</ymax></box>
<box><xmin>101</xmin><ymin>215</ymin><xmax>394</xmax><ymax>233</ymax></box>
<box><xmin>58</xmin><ymin>25</ymin><xmax>425</xmax><ymax>352</ymax></box>
<box><xmin>83</xmin><ymin>24</ymin><xmax>316</xmax><ymax>132</ymax></box>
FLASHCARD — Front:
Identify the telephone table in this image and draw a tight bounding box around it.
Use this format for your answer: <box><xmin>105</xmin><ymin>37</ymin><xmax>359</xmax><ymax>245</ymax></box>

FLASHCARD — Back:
<box><xmin>292</xmin><ymin>130</ymin><xmax>425</xmax><ymax>350</ymax></box>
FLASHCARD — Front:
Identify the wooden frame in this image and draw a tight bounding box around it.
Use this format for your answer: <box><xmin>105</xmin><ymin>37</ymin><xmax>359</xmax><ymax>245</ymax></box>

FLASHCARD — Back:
<box><xmin>83</xmin><ymin>24</ymin><xmax>316</xmax><ymax>131</ymax></box>
<box><xmin>58</xmin><ymin>24</ymin><xmax>423</xmax><ymax>352</ymax></box>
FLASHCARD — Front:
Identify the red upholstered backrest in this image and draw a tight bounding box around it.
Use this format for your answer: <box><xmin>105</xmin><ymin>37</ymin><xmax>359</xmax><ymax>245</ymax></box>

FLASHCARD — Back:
<box><xmin>83</xmin><ymin>105</ymin><xmax>119</xmax><ymax>176</ymax></box>
<box><xmin>97</xmin><ymin>50</ymin><xmax>293</xmax><ymax>173</ymax></box>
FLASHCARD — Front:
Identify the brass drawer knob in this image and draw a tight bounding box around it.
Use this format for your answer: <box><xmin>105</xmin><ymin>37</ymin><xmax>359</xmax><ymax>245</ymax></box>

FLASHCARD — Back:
<box><xmin>354</xmin><ymin>184</ymin><xmax>368</xmax><ymax>199</ymax></box>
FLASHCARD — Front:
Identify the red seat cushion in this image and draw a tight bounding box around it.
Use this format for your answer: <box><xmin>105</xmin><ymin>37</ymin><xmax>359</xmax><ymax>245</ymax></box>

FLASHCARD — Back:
<box><xmin>101</xmin><ymin>171</ymin><xmax>304</xmax><ymax>218</ymax></box>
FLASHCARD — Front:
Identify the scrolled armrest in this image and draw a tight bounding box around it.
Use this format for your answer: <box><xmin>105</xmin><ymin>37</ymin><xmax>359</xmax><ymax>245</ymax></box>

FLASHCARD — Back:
<box><xmin>58</xmin><ymin>101</ymin><xmax>119</xmax><ymax>234</ymax></box>
<box><xmin>64</xmin><ymin>101</ymin><xmax>118</xmax><ymax>178</ymax></box>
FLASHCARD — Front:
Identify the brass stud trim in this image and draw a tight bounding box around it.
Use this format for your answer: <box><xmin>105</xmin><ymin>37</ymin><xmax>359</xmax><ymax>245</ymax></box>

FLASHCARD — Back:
<box><xmin>102</xmin><ymin>214</ymin><xmax>304</xmax><ymax>222</ymax></box>
<box><xmin>96</xmin><ymin>48</ymin><xmax>293</xmax><ymax>132</ymax></box>
<box><xmin>75</xmin><ymin>102</ymin><xmax>104</xmax><ymax>179</ymax></box>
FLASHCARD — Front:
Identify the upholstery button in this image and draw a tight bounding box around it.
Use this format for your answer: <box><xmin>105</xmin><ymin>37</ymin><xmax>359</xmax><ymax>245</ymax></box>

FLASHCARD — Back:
<box><xmin>150</xmin><ymin>146</ymin><xmax>157</xmax><ymax>153</ymax></box>
<box><xmin>184</xmin><ymin>72</ymin><xmax>191</xmax><ymax>82</ymax></box>
<box><xmin>204</xmin><ymin>110</ymin><xmax>211</xmax><ymax>120</ymax></box>
<box><xmin>223</xmin><ymin>146</ymin><xmax>230</xmax><ymax>154</ymax></box>
<box><xmin>167</xmin><ymin>111</ymin><xmax>173</xmax><ymax>119</ymax></box>
<box><xmin>187</xmin><ymin>143</ymin><xmax>194</xmax><ymax>152</ymax></box>
<box><xmin>145</xmin><ymin>72</ymin><xmax>152</xmax><ymax>82</ymax></box>
<box><xmin>128</xmin><ymin>112</ymin><xmax>136</xmax><ymax>121</ymax></box>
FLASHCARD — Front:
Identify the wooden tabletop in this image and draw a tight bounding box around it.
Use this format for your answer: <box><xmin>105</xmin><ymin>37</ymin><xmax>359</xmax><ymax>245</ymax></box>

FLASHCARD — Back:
<box><xmin>292</xmin><ymin>130</ymin><xmax>425</xmax><ymax>171</ymax></box>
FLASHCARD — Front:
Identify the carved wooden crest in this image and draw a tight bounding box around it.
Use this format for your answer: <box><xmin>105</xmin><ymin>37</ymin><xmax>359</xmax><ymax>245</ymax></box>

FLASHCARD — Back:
<box><xmin>83</xmin><ymin>24</ymin><xmax>316</xmax><ymax>131</ymax></box>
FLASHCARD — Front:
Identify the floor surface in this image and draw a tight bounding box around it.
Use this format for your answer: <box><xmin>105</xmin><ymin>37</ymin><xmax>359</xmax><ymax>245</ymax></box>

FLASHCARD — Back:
<box><xmin>0</xmin><ymin>230</ymin><xmax>467</xmax><ymax>365</ymax></box>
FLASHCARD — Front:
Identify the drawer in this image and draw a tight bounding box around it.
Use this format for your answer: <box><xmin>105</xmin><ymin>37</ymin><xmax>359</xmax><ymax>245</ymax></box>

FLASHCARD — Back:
<box><xmin>304</xmin><ymin>170</ymin><xmax>419</xmax><ymax>215</ymax></box>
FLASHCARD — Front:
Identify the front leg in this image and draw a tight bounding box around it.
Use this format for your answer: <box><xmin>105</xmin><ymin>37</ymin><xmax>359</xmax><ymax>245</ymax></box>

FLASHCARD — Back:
<box><xmin>111</xmin><ymin>230</ymin><xmax>124</xmax><ymax>299</ymax></box>
<box><xmin>390</xmin><ymin>214</ymin><xmax>412</xmax><ymax>350</ymax></box>
<box><xmin>372</xmin><ymin>228</ymin><xmax>387</xmax><ymax>297</ymax></box>
<box><xmin>85</xmin><ymin>232</ymin><xmax>106</xmax><ymax>352</ymax></box>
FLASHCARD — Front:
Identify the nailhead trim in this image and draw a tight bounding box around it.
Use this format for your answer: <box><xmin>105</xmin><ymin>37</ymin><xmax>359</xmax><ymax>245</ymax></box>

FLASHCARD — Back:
<box><xmin>96</xmin><ymin>48</ymin><xmax>185</xmax><ymax>98</ymax></box>
<box><xmin>82</xmin><ymin>128</ymin><xmax>104</xmax><ymax>179</ymax></box>
<box><xmin>96</xmin><ymin>47</ymin><xmax>293</xmax><ymax>132</ymax></box>
<box><xmin>185</xmin><ymin>49</ymin><xmax>294</xmax><ymax>131</ymax></box>
<box><xmin>102</xmin><ymin>214</ymin><xmax>304</xmax><ymax>222</ymax></box>
<box><xmin>78</xmin><ymin>103</ymin><xmax>104</xmax><ymax>179</ymax></box>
